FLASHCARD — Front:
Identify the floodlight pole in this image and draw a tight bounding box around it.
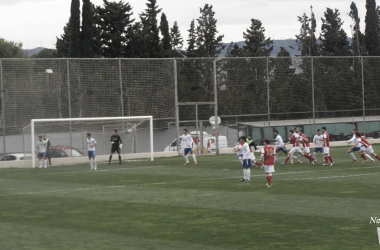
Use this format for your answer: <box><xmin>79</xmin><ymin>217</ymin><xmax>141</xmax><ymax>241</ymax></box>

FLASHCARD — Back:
<box><xmin>67</xmin><ymin>58</ymin><xmax>73</xmax><ymax>158</ymax></box>
<box><xmin>311</xmin><ymin>57</ymin><xmax>316</xmax><ymax>134</ymax></box>
<box><xmin>174</xmin><ymin>59</ymin><xmax>180</xmax><ymax>156</ymax></box>
<box><xmin>266</xmin><ymin>57</ymin><xmax>270</xmax><ymax>138</ymax></box>
<box><xmin>0</xmin><ymin>59</ymin><xmax>5</xmax><ymax>156</ymax></box>
<box><xmin>213</xmin><ymin>59</ymin><xmax>219</xmax><ymax>155</ymax></box>
<box><xmin>361</xmin><ymin>57</ymin><xmax>366</xmax><ymax>135</ymax></box>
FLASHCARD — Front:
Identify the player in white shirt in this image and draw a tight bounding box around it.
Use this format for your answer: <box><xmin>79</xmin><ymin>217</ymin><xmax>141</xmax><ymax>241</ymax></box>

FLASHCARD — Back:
<box><xmin>239</xmin><ymin>136</ymin><xmax>252</xmax><ymax>182</ymax></box>
<box><xmin>180</xmin><ymin>129</ymin><xmax>197</xmax><ymax>165</ymax></box>
<box><xmin>313</xmin><ymin>129</ymin><xmax>324</xmax><ymax>163</ymax></box>
<box><xmin>292</xmin><ymin>127</ymin><xmax>302</xmax><ymax>163</ymax></box>
<box><xmin>85</xmin><ymin>133</ymin><xmax>98</xmax><ymax>170</ymax></box>
<box><xmin>36</xmin><ymin>136</ymin><xmax>47</xmax><ymax>168</ymax></box>
<box><xmin>346</xmin><ymin>129</ymin><xmax>374</xmax><ymax>163</ymax></box>
<box><xmin>233</xmin><ymin>140</ymin><xmax>244</xmax><ymax>165</ymax></box>
<box><xmin>274</xmin><ymin>131</ymin><xmax>288</xmax><ymax>157</ymax></box>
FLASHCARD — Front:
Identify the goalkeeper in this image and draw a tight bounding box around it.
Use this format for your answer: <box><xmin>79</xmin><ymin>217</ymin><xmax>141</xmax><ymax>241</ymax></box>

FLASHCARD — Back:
<box><xmin>109</xmin><ymin>129</ymin><xmax>123</xmax><ymax>165</ymax></box>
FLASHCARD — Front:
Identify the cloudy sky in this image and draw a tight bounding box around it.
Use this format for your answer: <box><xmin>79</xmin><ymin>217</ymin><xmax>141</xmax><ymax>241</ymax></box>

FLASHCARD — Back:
<box><xmin>0</xmin><ymin>0</ymin><xmax>367</xmax><ymax>50</ymax></box>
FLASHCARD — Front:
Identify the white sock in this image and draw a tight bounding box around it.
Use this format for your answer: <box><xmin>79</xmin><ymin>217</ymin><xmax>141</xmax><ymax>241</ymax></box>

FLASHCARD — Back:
<box><xmin>313</xmin><ymin>152</ymin><xmax>317</xmax><ymax>161</ymax></box>
<box><xmin>192</xmin><ymin>154</ymin><xmax>197</xmax><ymax>162</ymax></box>
<box><xmin>239</xmin><ymin>157</ymin><xmax>243</xmax><ymax>165</ymax></box>
<box><xmin>243</xmin><ymin>169</ymin><xmax>247</xmax><ymax>179</ymax></box>
<box><xmin>349</xmin><ymin>152</ymin><xmax>356</xmax><ymax>160</ymax></box>
<box><xmin>89</xmin><ymin>159</ymin><xmax>93</xmax><ymax>169</ymax></box>
<box><xmin>366</xmin><ymin>154</ymin><xmax>374</xmax><ymax>161</ymax></box>
<box><xmin>39</xmin><ymin>161</ymin><xmax>42</xmax><ymax>167</ymax></box>
<box><xmin>247</xmin><ymin>169</ymin><xmax>250</xmax><ymax>180</ymax></box>
<box><xmin>44</xmin><ymin>160</ymin><xmax>47</xmax><ymax>167</ymax></box>
<box><xmin>94</xmin><ymin>159</ymin><xmax>97</xmax><ymax>169</ymax></box>
<box><xmin>291</xmin><ymin>154</ymin><xmax>294</xmax><ymax>160</ymax></box>
<box><xmin>298</xmin><ymin>153</ymin><xmax>301</xmax><ymax>161</ymax></box>
<box><xmin>185</xmin><ymin>155</ymin><xmax>189</xmax><ymax>163</ymax></box>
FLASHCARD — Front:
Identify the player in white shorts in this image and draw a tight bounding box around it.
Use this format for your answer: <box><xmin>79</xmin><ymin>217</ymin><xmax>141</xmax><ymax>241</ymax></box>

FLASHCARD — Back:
<box><xmin>36</xmin><ymin>136</ymin><xmax>47</xmax><ymax>168</ymax></box>
<box><xmin>281</xmin><ymin>130</ymin><xmax>315</xmax><ymax>164</ymax></box>
<box><xmin>260</xmin><ymin>139</ymin><xmax>276</xmax><ymax>187</ymax></box>
<box><xmin>346</xmin><ymin>129</ymin><xmax>374</xmax><ymax>163</ymax></box>
<box><xmin>291</xmin><ymin>127</ymin><xmax>302</xmax><ymax>163</ymax></box>
<box><xmin>353</xmin><ymin>132</ymin><xmax>380</xmax><ymax>162</ymax></box>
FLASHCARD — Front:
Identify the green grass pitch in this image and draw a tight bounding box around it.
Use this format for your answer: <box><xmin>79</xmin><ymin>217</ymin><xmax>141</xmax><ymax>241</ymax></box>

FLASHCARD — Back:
<box><xmin>1</xmin><ymin>146</ymin><xmax>380</xmax><ymax>250</ymax></box>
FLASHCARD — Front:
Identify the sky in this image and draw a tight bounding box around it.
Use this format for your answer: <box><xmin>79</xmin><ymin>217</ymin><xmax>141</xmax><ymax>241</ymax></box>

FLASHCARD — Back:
<box><xmin>0</xmin><ymin>0</ymin><xmax>367</xmax><ymax>50</ymax></box>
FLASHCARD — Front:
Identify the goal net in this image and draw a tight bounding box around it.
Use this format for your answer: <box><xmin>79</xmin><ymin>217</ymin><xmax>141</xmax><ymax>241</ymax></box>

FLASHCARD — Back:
<box><xmin>23</xmin><ymin>116</ymin><xmax>153</xmax><ymax>168</ymax></box>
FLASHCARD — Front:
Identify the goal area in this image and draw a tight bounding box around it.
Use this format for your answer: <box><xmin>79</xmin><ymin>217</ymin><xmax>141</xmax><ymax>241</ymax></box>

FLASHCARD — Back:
<box><xmin>23</xmin><ymin>116</ymin><xmax>153</xmax><ymax>168</ymax></box>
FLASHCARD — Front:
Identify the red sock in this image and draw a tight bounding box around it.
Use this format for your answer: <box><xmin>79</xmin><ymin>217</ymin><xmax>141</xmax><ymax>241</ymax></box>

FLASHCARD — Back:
<box><xmin>360</xmin><ymin>153</ymin><xmax>367</xmax><ymax>160</ymax></box>
<box><xmin>376</xmin><ymin>155</ymin><xmax>380</xmax><ymax>161</ymax></box>
<box><xmin>268</xmin><ymin>176</ymin><xmax>272</xmax><ymax>186</ymax></box>
<box><xmin>284</xmin><ymin>156</ymin><xmax>290</xmax><ymax>164</ymax></box>
<box><xmin>324</xmin><ymin>156</ymin><xmax>328</xmax><ymax>164</ymax></box>
<box><xmin>266</xmin><ymin>176</ymin><xmax>269</xmax><ymax>183</ymax></box>
<box><xmin>304</xmin><ymin>154</ymin><xmax>312</xmax><ymax>160</ymax></box>
<box><xmin>328</xmin><ymin>156</ymin><xmax>333</xmax><ymax>163</ymax></box>
<box><xmin>255</xmin><ymin>161</ymin><xmax>263</xmax><ymax>166</ymax></box>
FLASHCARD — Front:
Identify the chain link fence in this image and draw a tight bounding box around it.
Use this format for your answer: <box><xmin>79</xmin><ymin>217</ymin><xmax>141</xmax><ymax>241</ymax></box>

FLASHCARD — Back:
<box><xmin>0</xmin><ymin>57</ymin><xmax>379</xmax><ymax>158</ymax></box>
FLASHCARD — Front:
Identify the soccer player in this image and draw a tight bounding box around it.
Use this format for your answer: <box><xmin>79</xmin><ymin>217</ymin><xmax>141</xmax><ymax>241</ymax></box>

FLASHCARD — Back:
<box><xmin>281</xmin><ymin>130</ymin><xmax>315</xmax><ymax>165</ymax></box>
<box><xmin>181</xmin><ymin>129</ymin><xmax>197</xmax><ymax>165</ymax></box>
<box><xmin>250</xmin><ymin>147</ymin><xmax>263</xmax><ymax>168</ymax></box>
<box><xmin>261</xmin><ymin>139</ymin><xmax>276</xmax><ymax>188</ymax></box>
<box><xmin>291</xmin><ymin>127</ymin><xmax>302</xmax><ymax>163</ymax></box>
<box><xmin>299</xmin><ymin>130</ymin><xmax>311</xmax><ymax>163</ymax></box>
<box><xmin>43</xmin><ymin>134</ymin><xmax>51</xmax><ymax>166</ymax></box>
<box><xmin>322</xmin><ymin>127</ymin><xmax>334</xmax><ymax>166</ymax></box>
<box><xmin>346</xmin><ymin>129</ymin><xmax>374</xmax><ymax>163</ymax></box>
<box><xmin>36</xmin><ymin>136</ymin><xmax>47</xmax><ymax>168</ymax></box>
<box><xmin>353</xmin><ymin>132</ymin><xmax>380</xmax><ymax>162</ymax></box>
<box><xmin>239</xmin><ymin>136</ymin><xmax>251</xmax><ymax>182</ymax></box>
<box><xmin>85</xmin><ymin>133</ymin><xmax>97</xmax><ymax>170</ymax></box>
<box><xmin>274</xmin><ymin>130</ymin><xmax>288</xmax><ymax>156</ymax></box>
<box><xmin>109</xmin><ymin>130</ymin><xmax>123</xmax><ymax>165</ymax></box>
<box><xmin>313</xmin><ymin>129</ymin><xmax>324</xmax><ymax>163</ymax></box>
<box><xmin>233</xmin><ymin>140</ymin><xmax>244</xmax><ymax>165</ymax></box>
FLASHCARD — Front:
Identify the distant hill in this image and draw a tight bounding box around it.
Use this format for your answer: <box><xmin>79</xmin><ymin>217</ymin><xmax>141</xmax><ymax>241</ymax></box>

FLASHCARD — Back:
<box><xmin>23</xmin><ymin>47</ymin><xmax>45</xmax><ymax>57</ymax></box>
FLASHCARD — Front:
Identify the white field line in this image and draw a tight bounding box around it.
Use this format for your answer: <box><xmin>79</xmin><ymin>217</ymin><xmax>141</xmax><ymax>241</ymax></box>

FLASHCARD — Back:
<box><xmin>1</xmin><ymin>166</ymin><xmax>380</xmax><ymax>197</ymax></box>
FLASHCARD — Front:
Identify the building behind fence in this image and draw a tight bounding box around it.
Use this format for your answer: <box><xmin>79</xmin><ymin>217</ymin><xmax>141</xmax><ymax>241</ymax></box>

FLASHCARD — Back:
<box><xmin>0</xmin><ymin>57</ymin><xmax>379</xmax><ymax>157</ymax></box>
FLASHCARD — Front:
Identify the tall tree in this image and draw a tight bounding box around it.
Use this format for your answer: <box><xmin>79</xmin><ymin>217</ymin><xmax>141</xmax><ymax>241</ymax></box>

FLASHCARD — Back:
<box><xmin>186</xmin><ymin>19</ymin><xmax>197</xmax><ymax>57</ymax></box>
<box><xmin>170</xmin><ymin>21</ymin><xmax>184</xmax><ymax>57</ymax></box>
<box><xmin>69</xmin><ymin>0</ymin><xmax>81</xmax><ymax>57</ymax></box>
<box><xmin>309</xmin><ymin>6</ymin><xmax>318</xmax><ymax>56</ymax></box>
<box><xmin>295</xmin><ymin>8</ymin><xmax>317</xmax><ymax>57</ymax></box>
<box><xmin>81</xmin><ymin>0</ymin><xmax>94</xmax><ymax>57</ymax></box>
<box><xmin>365</xmin><ymin>0</ymin><xmax>380</xmax><ymax>55</ymax></box>
<box><xmin>97</xmin><ymin>0</ymin><xmax>134</xmax><ymax>58</ymax></box>
<box><xmin>0</xmin><ymin>39</ymin><xmax>26</xmax><ymax>58</ymax></box>
<box><xmin>195</xmin><ymin>4</ymin><xmax>225</xmax><ymax>57</ymax></box>
<box><xmin>159</xmin><ymin>13</ymin><xmax>171</xmax><ymax>57</ymax></box>
<box><xmin>242</xmin><ymin>19</ymin><xmax>273</xmax><ymax>57</ymax></box>
<box><xmin>139</xmin><ymin>0</ymin><xmax>162</xmax><ymax>58</ymax></box>
<box><xmin>319</xmin><ymin>8</ymin><xmax>350</xmax><ymax>56</ymax></box>
<box><xmin>56</xmin><ymin>23</ymin><xmax>70</xmax><ymax>57</ymax></box>
<box><xmin>350</xmin><ymin>2</ymin><xmax>364</xmax><ymax>56</ymax></box>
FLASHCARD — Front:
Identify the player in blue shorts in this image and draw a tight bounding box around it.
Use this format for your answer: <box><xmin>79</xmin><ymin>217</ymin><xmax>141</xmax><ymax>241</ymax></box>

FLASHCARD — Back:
<box><xmin>36</xmin><ymin>136</ymin><xmax>47</xmax><ymax>168</ymax></box>
<box><xmin>233</xmin><ymin>139</ymin><xmax>244</xmax><ymax>165</ymax></box>
<box><xmin>312</xmin><ymin>129</ymin><xmax>324</xmax><ymax>163</ymax></box>
<box><xmin>346</xmin><ymin>129</ymin><xmax>374</xmax><ymax>162</ymax></box>
<box><xmin>239</xmin><ymin>136</ymin><xmax>252</xmax><ymax>182</ymax></box>
<box><xmin>85</xmin><ymin>133</ymin><xmax>98</xmax><ymax>170</ymax></box>
<box><xmin>274</xmin><ymin>131</ymin><xmax>287</xmax><ymax>156</ymax></box>
<box><xmin>181</xmin><ymin>129</ymin><xmax>197</xmax><ymax>165</ymax></box>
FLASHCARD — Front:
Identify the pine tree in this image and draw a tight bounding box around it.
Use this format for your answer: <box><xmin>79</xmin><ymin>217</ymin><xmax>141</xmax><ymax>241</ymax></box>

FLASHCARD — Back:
<box><xmin>350</xmin><ymin>2</ymin><xmax>364</xmax><ymax>56</ymax></box>
<box><xmin>309</xmin><ymin>6</ymin><xmax>318</xmax><ymax>56</ymax></box>
<box><xmin>97</xmin><ymin>0</ymin><xmax>134</xmax><ymax>58</ymax></box>
<box><xmin>226</xmin><ymin>43</ymin><xmax>242</xmax><ymax>57</ymax></box>
<box><xmin>92</xmin><ymin>3</ymin><xmax>103</xmax><ymax>57</ymax></box>
<box><xmin>195</xmin><ymin>4</ymin><xmax>225</xmax><ymax>57</ymax></box>
<box><xmin>242</xmin><ymin>19</ymin><xmax>273</xmax><ymax>57</ymax></box>
<box><xmin>159</xmin><ymin>13</ymin><xmax>171</xmax><ymax>57</ymax></box>
<box><xmin>170</xmin><ymin>21</ymin><xmax>184</xmax><ymax>57</ymax></box>
<box><xmin>319</xmin><ymin>8</ymin><xmax>350</xmax><ymax>56</ymax></box>
<box><xmin>81</xmin><ymin>0</ymin><xmax>94</xmax><ymax>57</ymax></box>
<box><xmin>139</xmin><ymin>0</ymin><xmax>162</xmax><ymax>58</ymax></box>
<box><xmin>186</xmin><ymin>19</ymin><xmax>197</xmax><ymax>57</ymax></box>
<box><xmin>69</xmin><ymin>0</ymin><xmax>81</xmax><ymax>57</ymax></box>
<box><xmin>365</xmin><ymin>0</ymin><xmax>380</xmax><ymax>55</ymax></box>
<box><xmin>295</xmin><ymin>8</ymin><xmax>318</xmax><ymax>57</ymax></box>
<box><xmin>56</xmin><ymin>23</ymin><xmax>71</xmax><ymax>57</ymax></box>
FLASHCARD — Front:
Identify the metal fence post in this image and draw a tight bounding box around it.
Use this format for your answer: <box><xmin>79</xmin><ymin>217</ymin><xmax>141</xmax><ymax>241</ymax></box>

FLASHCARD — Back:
<box><xmin>67</xmin><ymin>58</ymin><xmax>72</xmax><ymax>156</ymax></box>
<box><xmin>0</xmin><ymin>59</ymin><xmax>5</xmax><ymax>155</ymax></box>
<box><xmin>119</xmin><ymin>58</ymin><xmax>124</xmax><ymax>117</ymax></box>
<box><xmin>195</xmin><ymin>104</ymin><xmax>199</xmax><ymax>155</ymax></box>
<box><xmin>361</xmin><ymin>57</ymin><xmax>366</xmax><ymax>134</ymax></box>
<box><xmin>266</xmin><ymin>57</ymin><xmax>270</xmax><ymax>138</ymax></box>
<box><xmin>311</xmin><ymin>57</ymin><xmax>316</xmax><ymax>135</ymax></box>
<box><xmin>213</xmin><ymin>59</ymin><xmax>219</xmax><ymax>155</ymax></box>
<box><xmin>174</xmin><ymin>59</ymin><xmax>180</xmax><ymax>156</ymax></box>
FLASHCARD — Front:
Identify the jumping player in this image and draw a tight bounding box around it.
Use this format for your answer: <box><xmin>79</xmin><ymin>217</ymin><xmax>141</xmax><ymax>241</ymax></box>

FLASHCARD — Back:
<box><xmin>85</xmin><ymin>133</ymin><xmax>97</xmax><ymax>170</ymax></box>
<box><xmin>281</xmin><ymin>130</ymin><xmax>315</xmax><ymax>165</ymax></box>
<box><xmin>299</xmin><ymin>130</ymin><xmax>311</xmax><ymax>163</ymax></box>
<box><xmin>109</xmin><ymin>130</ymin><xmax>123</xmax><ymax>165</ymax></box>
<box><xmin>313</xmin><ymin>129</ymin><xmax>324</xmax><ymax>163</ymax></box>
<box><xmin>274</xmin><ymin>130</ymin><xmax>288</xmax><ymax>156</ymax></box>
<box><xmin>322</xmin><ymin>127</ymin><xmax>334</xmax><ymax>166</ymax></box>
<box><xmin>36</xmin><ymin>136</ymin><xmax>47</xmax><ymax>168</ymax></box>
<box><xmin>181</xmin><ymin>129</ymin><xmax>197</xmax><ymax>165</ymax></box>
<box><xmin>347</xmin><ymin>129</ymin><xmax>374</xmax><ymax>163</ymax></box>
<box><xmin>239</xmin><ymin>136</ymin><xmax>251</xmax><ymax>182</ymax></box>
<box><xmin>260</xmin><ymin>139</ymin><xmax>276</xmax><ymax>188</ymax></box>
<box><xmin>353</xmin><ymin>132</ymin><xmax>380</xmax><ymax>162</ymax></box>
<box><xmin>233</xmin><ymin>140</ymin><xmax>244</xmax><ymax>165</ymax></box>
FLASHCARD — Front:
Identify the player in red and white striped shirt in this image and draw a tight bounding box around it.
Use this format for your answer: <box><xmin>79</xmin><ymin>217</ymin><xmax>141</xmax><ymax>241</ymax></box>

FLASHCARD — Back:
<box><xmin>322</xmin><ymin>127</ymin><xmax>334</xmax><ymax>166</ymax></box>
<box><xmin>281</xmin><ymin>130</ymin><xmax>315</xmax><ymax>165</ymax></box>
<box><xmin>353</xmin><ymin>132</ymin><xmax>380</xmax><ymax>162</ymax></box>
<box><xmin>260</xmin><ymin>139</ymin><xmax>276</xmax><ymax>187</ymax></box>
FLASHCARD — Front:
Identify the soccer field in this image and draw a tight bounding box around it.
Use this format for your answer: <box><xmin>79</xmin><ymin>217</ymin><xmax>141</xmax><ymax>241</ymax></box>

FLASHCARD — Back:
<box><xmin>1</xmin><ymin>146</ymin><xmax>379</xmax><ymax>250</ymax></box>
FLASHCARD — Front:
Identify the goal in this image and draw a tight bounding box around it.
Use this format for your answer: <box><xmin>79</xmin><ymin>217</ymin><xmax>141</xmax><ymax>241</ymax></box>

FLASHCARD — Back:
<box><xmin>23</xmin><ymin>116</ymin><xmax>153</xmax><ymax>168</ymax></box>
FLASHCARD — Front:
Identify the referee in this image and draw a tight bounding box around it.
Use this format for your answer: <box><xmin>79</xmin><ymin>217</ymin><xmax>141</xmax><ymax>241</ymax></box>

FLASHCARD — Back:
<box><xmin>109</xmin><ymin>129</ymin><xmax>123</xmax><ymax>165</ymax></box>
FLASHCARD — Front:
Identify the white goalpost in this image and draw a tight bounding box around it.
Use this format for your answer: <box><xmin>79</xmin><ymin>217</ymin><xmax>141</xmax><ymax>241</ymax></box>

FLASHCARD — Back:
<box><xmin>26</xmin><ymin>116</ymin><xmax>154</xmax><ymax>168</ymax></box>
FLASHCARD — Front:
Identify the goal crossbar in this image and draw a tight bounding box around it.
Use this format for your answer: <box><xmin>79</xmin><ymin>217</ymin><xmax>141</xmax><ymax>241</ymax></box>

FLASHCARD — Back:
<box><xmin>30</xmin><ymin>116</ymin><xmax>154</xmax><ymax>168</ymax></box>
